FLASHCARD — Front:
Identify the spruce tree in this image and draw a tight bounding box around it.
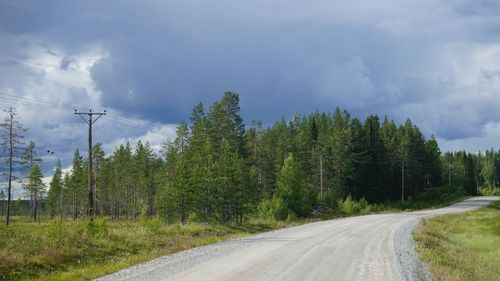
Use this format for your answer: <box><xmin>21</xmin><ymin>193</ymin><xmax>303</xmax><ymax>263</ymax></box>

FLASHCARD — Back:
<box><xmin>27</xmin><ymin>164</ymin><xmax>45</xmax><ymax>221</ymax></box>
<box><xmin>46</xmin><ymin>159</ymin><xmax>63</xmax><ymax>219</ymax></box>
<box><xmin>275</xmin><ymin>154</ymin><xmax>313</xmax><ymax>218</ymax></box>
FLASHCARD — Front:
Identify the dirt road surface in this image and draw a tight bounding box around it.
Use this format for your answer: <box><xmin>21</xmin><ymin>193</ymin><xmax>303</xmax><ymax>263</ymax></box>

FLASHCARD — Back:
<box><xmin>98</xmin><ymin>196</ymin><xmax>499</xmax><ymax>281</ymax></box>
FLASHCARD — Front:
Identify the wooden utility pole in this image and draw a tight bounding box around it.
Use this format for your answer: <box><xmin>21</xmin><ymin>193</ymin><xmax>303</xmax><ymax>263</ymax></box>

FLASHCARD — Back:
<box><xmin>75</xmin><ymin>109</ymin><xmax>106</xmax><ymax>220</ymax></box>
<box><xmin>476</xmin><ymin>177</ymin><xmax>479</xmax><ymax>196</ymax></box>
<box><xmin>448</xmin><ymin>162</ymin><xmax>451</xmax><ymax>188</ymax></box>
<box><xmin>401</xmin><ymin>159</ymin><xmax>405</xmax><ymax>208</ymax></box>
<box><xmin>319</xmin><ymin>153</ymin><xmax>324</xmax><ymax>198</ymax></box>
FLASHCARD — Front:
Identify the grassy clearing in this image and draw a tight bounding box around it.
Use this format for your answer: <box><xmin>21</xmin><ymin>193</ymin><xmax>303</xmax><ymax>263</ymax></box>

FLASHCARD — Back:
<box><xmin>0</xmin><ymin>217</ymin><xmax>296</xmax><ymax>281</ymax></box>
<box><xmin>414</xmin><ymin>200</ymin><xmax>500</xmax><ymax>281</ymax></box>
<box><xmin>0</xmin><ymin>187</ymin><xmax>467</xmax><ymax>281</ymax></box>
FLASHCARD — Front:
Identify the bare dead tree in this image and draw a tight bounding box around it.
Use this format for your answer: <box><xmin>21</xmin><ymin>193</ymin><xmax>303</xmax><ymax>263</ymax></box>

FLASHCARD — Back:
<box><xmin>1</xmin><ymin>107</ymin><xmax>26</xmax><ymax>225</ymax></box>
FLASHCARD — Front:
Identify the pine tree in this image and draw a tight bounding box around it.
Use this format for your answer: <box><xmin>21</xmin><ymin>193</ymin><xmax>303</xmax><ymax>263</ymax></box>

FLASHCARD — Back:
<box><xmin>275</xmin><ymin>154</ymin><xmax>313</xmax><ymax>218</ymax></box>
<box><xmin>21</xmin><ymin>140</ymin><xmax>42</xmax><ymax>219</ymax></box>
<box><xmin>207</xmin><ymin>92</ymin><xmax>245</xmax><ymax>154</ymax></box>
<box><xmin>361</xmin><ymin>115</ymin><xmax>387</xmax><ymax>202</ymax></box>
<box><xmin>27</xmin><ymin>164</ymin><xmax>45</xmax><ymax>221</ymax></box>
<box><xmin>424</xmin><ymin>135</ymin><xmax>442</xmax><ymax>187</ymax></box>
<box><xmin>330</xmin><ymin>109</ymin><xmax>354</xmax><ymax>198</ymax></box>
<box><xmin>480</xmin><ymin>161</ymin><xmax>496</xmax><ymax>188</ymax></box>
<box><xmin>92</xmin><ymin>143</ymin><xmax>105</xmax><ymax>216</ymax></box>
<box><xmin>46</xmin><ymin>159</ymin><xmax>63</xmax><ymax>219</ymax></box>
<box><xmin>68</xmin><ymin>149</ymin><xmax>85</xmax><ymax>219</ymax></box>
<box><xmin>111</xmin><ymin>144</ymin><xmax>133</xmax><ymax>219</ymax></box>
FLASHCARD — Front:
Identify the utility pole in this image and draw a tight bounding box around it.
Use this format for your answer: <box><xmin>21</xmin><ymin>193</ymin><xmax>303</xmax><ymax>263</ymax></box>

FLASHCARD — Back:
<box><xmin>319</xmin><ymin>153</ymin><xmax>324</xmax><ymax>198</ymax></box>
<box><xmin>448</xmin><ymin>162</ymin><xmax>451</xmax><ymax>188</ymax></box>
<box><xmin>476</xmin><ymin>177</ymin><xmax>479</xmax><ymax>196</ymax></box>
<box><xmin>401</xmin><ymin>159</ymin><xmax>405</xmax><ymax>209</ymax></box>
<box><xmin>75</xmin><ymin>109</ymin><xmax>106</xmax><ymax>220</ymax></box>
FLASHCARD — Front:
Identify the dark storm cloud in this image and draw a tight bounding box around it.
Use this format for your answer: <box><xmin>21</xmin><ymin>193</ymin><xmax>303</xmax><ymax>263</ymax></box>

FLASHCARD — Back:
<box><xmin>1</xmin><ymin>0</ymin><xmax>500</xmax><ymax>146</ymax></box>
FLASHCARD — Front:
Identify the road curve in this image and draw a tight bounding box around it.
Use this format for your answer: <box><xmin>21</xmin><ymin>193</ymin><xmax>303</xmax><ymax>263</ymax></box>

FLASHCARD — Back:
<box><xmin>98</xmin><ymin>196</ymin><xmax>499</xmax><ymax>281</ymax></box>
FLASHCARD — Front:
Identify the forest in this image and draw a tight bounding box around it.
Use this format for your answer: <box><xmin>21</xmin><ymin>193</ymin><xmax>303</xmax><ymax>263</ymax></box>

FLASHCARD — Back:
<box><xmin>2</xmin><ymin>92</ymin><xmax>500</xmax><ymax>225</ymax></box>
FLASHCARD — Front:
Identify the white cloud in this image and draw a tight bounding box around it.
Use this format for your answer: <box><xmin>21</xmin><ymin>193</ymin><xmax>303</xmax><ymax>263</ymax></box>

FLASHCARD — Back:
<box><xmin>0</xmin><ymin>35</ymin><xmax>177</xmax><ymax>185</ymax></box>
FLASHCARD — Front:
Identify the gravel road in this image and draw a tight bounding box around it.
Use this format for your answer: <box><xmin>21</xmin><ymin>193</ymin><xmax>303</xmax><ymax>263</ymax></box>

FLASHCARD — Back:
<box><xmin>97</xmin><ymin>196</ymin><xmax>499</xmax><ymax>281</ymax></box>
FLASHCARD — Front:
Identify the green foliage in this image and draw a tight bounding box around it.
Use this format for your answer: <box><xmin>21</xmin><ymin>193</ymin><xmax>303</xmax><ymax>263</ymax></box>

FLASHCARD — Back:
<box><xmin>339</xmin><ymin>195</ymin><xmax>362</xmax><ymax>214</ymax></box>
<box><xmin>140</xmin><ymin>208</ymin><xmax>163</xmax><ymax>234</ymax></box>
<box><xmin>80</xmin><ymin>218</ymin><xmax>109</xmax><ymax>238</ymax></box>
<box><xmin>256</xmin><ymin>197</ymin><xmax>289</xmax><ymax>221</ymax></box>
<box><xmin>13</xmin><ymin>92</ymin><xmax>497</xmax><ymax>230</ymax></box>
<box><xmin>187</xmin><ymin>212</ymin><xmax>201</xmax><ymax>224</ymax></box>
<box><xmin>480</xmin><ymin>187</ymin><xmax>500</xmax><ymax>196</ymax></box>
<box><xmin>46</xmin><ymin>220</ymin><xmax>68</xmax><ymax>240</ymax></box>
<box><xmin>480</xmin><ymin>161</ymin><xmax>497</xmax><ymax>188</ymax></box>
<box><xmin>414</xmin><ymin>201</ymin><xmax>500</xmax><ymax>281</ymax></box>
<box><xmin>1</xmin><ymin>218</ymin><xmax>300</xmax><ymax>280</ymax></box>
<box><xmin>275</xmin><ymin>154</ymin><xmax>314</xmax><ymax>218</ymax></box>
<box><xmin>46</xmin><ymin>159</ymin><xmax>63</xmax><ymax>217</ymax></box>
<box><xmin>143</xmin><ymin>216</ymin><xmax>163</xmax><ymax>234</ymax></box>
<box><xmin>317</xmin><ymin>191</ymin><xmax>338</xmax><ymax>211</ymax></box>
<box><xmin>337</xmin><ymin>196</ymin><xmax>373</xmax><ymax>215</ymax></box>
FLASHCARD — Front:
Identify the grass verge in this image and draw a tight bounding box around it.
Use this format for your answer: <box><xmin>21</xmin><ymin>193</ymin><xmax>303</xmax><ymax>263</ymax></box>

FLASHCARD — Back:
<box><xmin>0</xmin><ymin>218</ymin><xmax>297</xmax><ymax>281</ymax></box>
<box><xmin>414</xmin><ymin>200</ymin><xmax>500</xmax><ymax>281</ymax></box>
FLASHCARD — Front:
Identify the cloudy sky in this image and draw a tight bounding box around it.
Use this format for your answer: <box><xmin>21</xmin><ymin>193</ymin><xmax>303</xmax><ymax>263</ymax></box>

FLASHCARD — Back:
<box><xmin>1</xmin><ymin>0</ymin><xmax>500</xmax><ymax>185</ymax></box>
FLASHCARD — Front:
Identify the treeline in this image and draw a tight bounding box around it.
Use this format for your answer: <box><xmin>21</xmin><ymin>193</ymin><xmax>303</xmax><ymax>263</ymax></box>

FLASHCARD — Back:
<box><xmin>3</xmin><ymin>93</ymin><xmax>500</xmax><ymax>225</ymax></box>
<box><xmin>442</xmin><ymin>149</ymin><xmax>500</xmax><ymax>195</ymax></box>
<box><xmin>46</xmin><ymin>92</ymin><xmax>445</xmax><ymax>222</ymax></box>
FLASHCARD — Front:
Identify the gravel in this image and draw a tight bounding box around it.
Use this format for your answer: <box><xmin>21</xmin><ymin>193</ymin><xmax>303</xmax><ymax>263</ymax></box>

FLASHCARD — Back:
<box><xmin>96</xmin><ymin>226</ymin><xmax>301</xmax><ymax>281</ymax></box>
<box><xmin>394</xmin><ymin>216</ymin><xmax>432</xmax><ymax>281</ymax></box>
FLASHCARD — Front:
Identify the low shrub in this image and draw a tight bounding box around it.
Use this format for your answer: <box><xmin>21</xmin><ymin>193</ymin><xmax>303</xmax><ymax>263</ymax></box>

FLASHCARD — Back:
<box><xmin>480</xmin><ymin>187</ymin><xmax>500</xmax><ymax>196</ymax></box>
<box><xmin>339</xmin><ymin>195</ymin><xmax>361</xmax><ymax>215</ymax></box>
<box><xmin>46</xmin><ymin>220</ymin><xmax>68</xmax><ymax>241</ymax></box>
<box><xmin>187</xmin><ymin>211</ymin><xmax>201</xmax><ymax>224</ymax></box>
<box><xmin>141</xmin><ymin>215</ymin><xmax>163</xmax><ymax>234</ymax></box>
<box><xmin>257</xmin><ymin>197</ymin><xmax>289</xmax><ymax>221</ymax></box>
<box><xmin>80</xmin><ymin>218</ymin><xmax>109</xmax><ymax>238</ymax></box>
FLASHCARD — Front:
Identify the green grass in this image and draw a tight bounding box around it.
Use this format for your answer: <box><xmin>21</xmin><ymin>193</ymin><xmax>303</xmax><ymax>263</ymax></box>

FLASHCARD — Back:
<box><xmin>0</xmin><ymin>217</ymin><xmax>296</xmax><ymax>281</ymax></box>
<box><xmin>414</xmin><ymin>200</ymin><xmax>500</xmax><ymax>281</ymax></box>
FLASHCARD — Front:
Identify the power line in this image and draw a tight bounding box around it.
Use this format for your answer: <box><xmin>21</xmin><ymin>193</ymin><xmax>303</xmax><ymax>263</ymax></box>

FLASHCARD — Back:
<box><xmin>0</xmin><ymin>93</ymin><xmax>74</xmax><ymax>110</ymax></box>
<box><xmin>0</xmin><ymin>92</ymin><xmax>174</xmax><ymax>137</ymax></box>
<box><xmin>106</xmin><ymin>114</ymin><xmax>174</xmax><ymax>137</ymax></box>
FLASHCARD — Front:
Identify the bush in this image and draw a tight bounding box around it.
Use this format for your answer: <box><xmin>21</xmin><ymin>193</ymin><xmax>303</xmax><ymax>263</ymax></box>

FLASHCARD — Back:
<box><xmin>339</xmin><ymin>195</ymin><xmax>361</xmax><ymax>215</ymax></box>
<box><xmin>46</xmin><ymin>220</ymin><xmax>68</xmax><ymax>240</ymax></box>
<box><xmin>257</xmin><ymin>197</ymin><xmax>289</xmax><ymax>221</ymax></box>
<box><xmin>187</xmin><ymin>211</ymin><xmax>201</xmax><ymax>224</ymax></box>
<box><xmin>318</xmin><ymin>191</ymin><xmax>338</xmax><ymax>211</ymax></box>
<box><xmin>480</xmin><ymin>187</ymin><xmax>500</xmax><ymax>196</ymax></box>
<box><xmin>80</xmin><ymin>218</ymin><xmax>109</xmax><ymax>238</ymax></box>
<box><xmin>358</xmin><ymin>198</ymin><xmax>368</xmax><ymax>210</ymax></box>
<box><xmin>141</xmin><ymin>215</ymin><xmax>163</xmax><ymax>234</ymax></box>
